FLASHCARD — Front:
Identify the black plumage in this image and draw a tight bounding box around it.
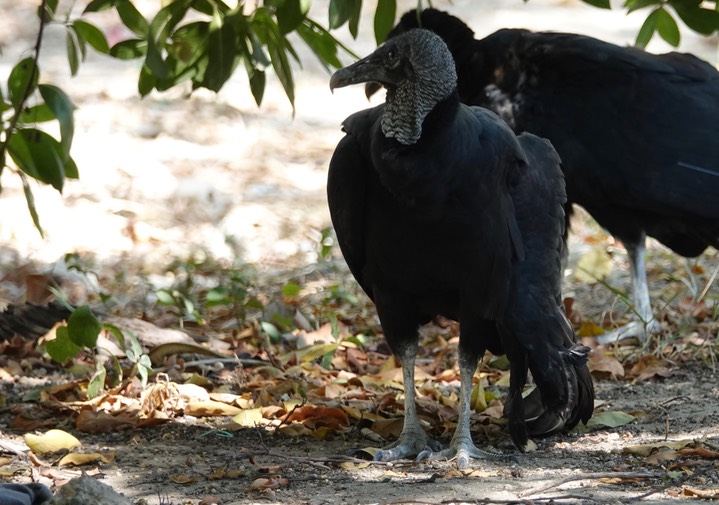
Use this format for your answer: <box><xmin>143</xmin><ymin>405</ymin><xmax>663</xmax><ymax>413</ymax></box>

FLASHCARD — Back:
<box><xmin>379</xmin><ymin>9</ymin><xmax>719</xmax><ymax>343</ymax></box>
<box><xmin>329</xmin><ymin>28</ymin><xmax>593</xmax><ymax>467</ymax></box>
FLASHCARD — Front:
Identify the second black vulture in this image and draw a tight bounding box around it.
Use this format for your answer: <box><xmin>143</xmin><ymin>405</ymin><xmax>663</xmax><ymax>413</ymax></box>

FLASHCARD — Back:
<box><xmin>378</xmin><ymin>9</ymin><xmax>719</xmax><ymax>344</ymax></box>
<box><xmin>329</xmin><ymin>28</ymin><xmax>593</xmax><ymax>467</ymax></box>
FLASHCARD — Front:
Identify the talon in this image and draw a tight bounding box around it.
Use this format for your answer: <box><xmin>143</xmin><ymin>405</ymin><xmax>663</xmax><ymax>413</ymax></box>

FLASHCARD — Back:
<box><xmin>457</xmin><ymin>455</ymin><xmax>469</xmax><ymax>469</ymax></box>
<box><xmin>416</xmin><ymin>449</ymin><xmax>432</xmax><ymax>461</ymax></box>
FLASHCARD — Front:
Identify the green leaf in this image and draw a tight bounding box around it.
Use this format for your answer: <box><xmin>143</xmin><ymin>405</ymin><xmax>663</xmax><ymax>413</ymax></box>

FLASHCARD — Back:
<box><xmin>39</xmin><ymin>84</ymin><xmax>75</xmax><ymax>161</ymax></box>
<box><xmin>656</xmin><ymin>7</ymin><xmax>681</xmax><ymax>46</ymax></box>
<box><xmin>348</xmin><ymin>0</ymin><xmax>362</xmax><ymax>38</ymax></box>
<box><xmin>296</xmin><ymin>20</ymin><xmax>342</xmax><ymax>70</ymax></box>
<box><xmin>203</xmin><ymin>13</ymin><xmax>241</xmax><ymax>92</ymax></box>
<box><xmin>281</xmin><ymin>282</ymin><xmax>301</xmax><ymax>297</ymax></box>
<box><xmin>20</xmin><ymin>175</ymin><xmax>44</xmax><ymax>237</ymax></box>
<box><xmin>673</xmin><ymin>4</ymin><xmax>719</xmax><ymax>34</ymax></box>
<box><xmin>249</xmin><ymin>31</ymin><xmax>271</xmax><ymax>68</ymax></box>
<box><xmin>169</xmin><ymin>21</ymin><xmax>210</xmax><ymax>65</ymax></box>
<box><xmin>374</xmin><ymin>0</ymin><xmax>396</xmax><ymax>45</ymax></box>
<box><xmin>83</xmin><ymin>0</ymin><xmax>115</xmax><ymax>14</ymax></box>
<box><xmin>38</xmin><ymin>0</ymin><xmax>59</xmax><ymax>21</ymax></box>
<box><xmin>249</xmin><ymin>69</ymin><xmax>266</xmax><ymax>106</ymax></box>
<box><xmin>72</xmin><ymin>20</ymin><xmax>110</xmax><ymax>54</ymax></box>
<box><xmin>155</xmin><ymin>289</ymin><xmax>176</xmax><ymax>305</ymax></box>
<box><xmin>115</xmin><ymin>0</ymin><xmax>150</xmax><ymax>37</ymax></box>
<box><xmin>273</xmin><ymin>0</ymin><xmax>308</xmax><ymax>34</ymax></box>
<box><xmin>7</xmin><ymin>129</ymin><xmax>66</xmax><ymax>191</ymax></box>
<box><xmin>138</xmin><ymin>64</ymin><xmax>156</xmax><ymax>96</ymax></box>
<box><xmin>581</xmin><ymin>0</ymin><xmax>611</xmax><ymax>8</ymax></box>
<box><xmin>18</xmin><ymin>103</ymin><xmax>56</xmax><ymax>123</ymax></box>
<box><xmin>87</xmin><ymin>362</ymin><xmax>106</xmax><ymax>398</ymax></box>
<box><xmin>328</xmin><ymin>0</ymin><xmax>353</xmax><ymax>29</ymax></box>
<box><xmin>46</xmin><ymin>326</ymin><xmax>82</xmax><ymax>363</ymax></box>
<box><xmin>205</xmin><ymin>287</ymin><xmax>229</xmax><ymax>306</ymax></box>
<box><xmin>586</xmin><ymin>411</ymin><xmax>635</xmax><ymax>428</ymax></box>
<box><xmin>145</xmin><ymin>0</ymin><xmax>193</xmax><ymax>80</ymax></box>
<box><xmin>110</xmin><ymin>39</ymin><xmax>148</xmax><ymax>59</ymax></box>
<box><xmin>66</xmin><ymin>30</ymin><xmax>80</xmax><ymax>76</ymax></box>
<box><xmin>635</xmin><ymin>7</ymin><xmax>660</xmax><ymax>47</ymax></box>
<box><xmin>103</xmin><ymin>323</ymin><xmax>127</xmax><ymax>353</ymax></box>
<box><xmin>624</xmin><ymin>0</ymin><xmax>659</xmax><ymax>13</ymax></box>
<box><xmin>8</xmin><ymin>57</ymin><xmax>38</xmax><ymax>107</ymax></box>
<box><xmin>67</xmin><ymin>305</ymin><xmax>102</xmax><ymax>349</ymax></box>
<box><xmin>63</xmin><ymin>156</ymin><xmax>79</xmax><ymax>179</ymax></box>
<box><xmin>126</xmin><ymin>330</ymin><xmax>143</xmax><ymax>363</ymax></box>
<box><xmin>253</xmin><ymin>10</ymin><xmax>296</xmax><ymax>109</ymax></box>
<box><xmin>137</xmin><ymin>354</ymin><xmax>152</xmax><ymax>387</ymax></box>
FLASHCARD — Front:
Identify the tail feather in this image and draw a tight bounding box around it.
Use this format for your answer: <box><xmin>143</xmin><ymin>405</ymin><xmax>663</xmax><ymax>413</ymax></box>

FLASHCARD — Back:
<box><xmin>525</xmin><ymin>344</ymin><xmax>594</xmax><ymax>437</ymax></box>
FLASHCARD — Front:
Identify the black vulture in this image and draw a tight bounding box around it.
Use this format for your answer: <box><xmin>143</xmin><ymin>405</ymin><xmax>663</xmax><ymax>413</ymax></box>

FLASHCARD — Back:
<box><xmin>377</xmin><ymin>9</ymin><xmax>719</xmax><ymax>344</ymax></box>
<box><xmin>328</xmin><ymin>28</ymin><xmax>593</xmax><ymax>467</ymax></box>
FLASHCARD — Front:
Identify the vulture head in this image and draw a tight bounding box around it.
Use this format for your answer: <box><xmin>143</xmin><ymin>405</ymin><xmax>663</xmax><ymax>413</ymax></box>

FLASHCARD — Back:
<box><xmin>330</xmin><ymin>29</ymin><xmax>458</xmax><ymax>145</ymax></box>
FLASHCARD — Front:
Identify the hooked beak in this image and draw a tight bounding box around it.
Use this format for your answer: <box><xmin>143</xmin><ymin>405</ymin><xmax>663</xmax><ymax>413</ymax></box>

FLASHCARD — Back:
<box><xmin>330</xmin><ymin>54</ymin><xmax>392</xmax><ymax>93</ymax></box>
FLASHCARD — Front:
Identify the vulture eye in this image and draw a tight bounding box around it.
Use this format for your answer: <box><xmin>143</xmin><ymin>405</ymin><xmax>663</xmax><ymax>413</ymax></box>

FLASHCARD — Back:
<box><xmin>386</xmin><ymin>48</ymin><xmax>398</xmax><ymax>66</ymax></box>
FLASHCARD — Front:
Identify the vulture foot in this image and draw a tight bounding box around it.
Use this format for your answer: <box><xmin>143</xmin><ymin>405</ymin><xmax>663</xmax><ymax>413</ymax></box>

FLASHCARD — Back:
<box><xmin>373</xmin><ymin>430</ymin><xmax>442</xmax><ymax>462</ymax></box>
<box><xmin>596</xmin><ymin>319</ymin><xmax>661</xmax><ymax>345</ymax></box>
<box><xmin>421</xmin><ymin>434</ymin><xmax>508</xmax><ymax>469</ymax></box>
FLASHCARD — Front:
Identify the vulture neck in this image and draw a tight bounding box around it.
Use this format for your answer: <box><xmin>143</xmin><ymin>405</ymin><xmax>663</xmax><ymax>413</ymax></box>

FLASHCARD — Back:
<box><xmin>381</xmin><ymin>77</ymin><xmax>458</xmax><ymax>146</ymax></box>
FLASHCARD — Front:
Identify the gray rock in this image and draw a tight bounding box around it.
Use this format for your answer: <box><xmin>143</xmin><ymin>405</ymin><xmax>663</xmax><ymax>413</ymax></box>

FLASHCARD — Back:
<box><xmin>48</xmin><ymin>477</ymin><xmax>130</xmax><ymax>505</ymax></box>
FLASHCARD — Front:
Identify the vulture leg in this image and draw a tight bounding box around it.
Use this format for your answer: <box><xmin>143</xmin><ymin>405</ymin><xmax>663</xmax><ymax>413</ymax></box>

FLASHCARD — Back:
<box><xmin>597</xmin><ymin>233</ymin><xmax>660</xmax><ymax>344</ymax></box>
<box><xmin>374</xmin><ymin>342</ymin><xmax>441</xmax><ymax>462</ymax></box>
<box><xmin>425</xmin><ymin>321</ymin><xmax>503</xmax><ymax>468</ymax></box>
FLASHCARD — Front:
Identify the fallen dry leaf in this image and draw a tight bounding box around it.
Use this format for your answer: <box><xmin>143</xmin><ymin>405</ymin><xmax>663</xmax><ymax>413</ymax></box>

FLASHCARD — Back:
<box><xmin>578</xmin><ymin>322</ymin><xmax>606</xmax><ymax>338</ymax></box>
<box><xmin>623</xmin><ymin>439</ymin><xmax>693</xmax><ymax>457</ymax></box>
<box><xmin>626</xmin><ymin>356</ymin><xmax>674</xmax><ymax>381</ymax></box>
<box><xmin>586</xmin><ymin>411</ymin><xmax>635</xmax><ymax>429</ymax></box>
<box><xmin>198</xmin><ymin>496</ymin><xmax>222</xmax><ymax>505</ymax></box>
<box><xmin>249</xmin><ymin>477</ymin><xmax>289</xmax><ymax>491</ymax></box>
<box><xmin>233</xmin><ymin>408</ymin><xmax>264</xmax><ymax>427</ymax></box>
<box><xmin>277</xmin><ymin>423</ymin><xmax>313</xmax><ymax>437</ymax></box>
<box><xmin>588</xmin><ymin>352</ymin><xmax>625</xmax><ymax>378</ymax></box>
<box><xmin>645</xmin><ymin>449</ymin><xmax>680</xmax><ymax>465</ymax></box>
<box><xmin>283</xmin><ymin>405</ymin><xmax>350</xmax><ymax>430</ymax></box>
<box><xmin>575</xmin><ymin>246</ymin><xmax>612</xmax><ymax>283</ymax></box>
<box><xmin>25</xmin><ymin>429</ymin><xmax>81</xmax><ymax>455</ymax></box>
<box><xmin>57</xmin><ymin>451</ymin><xmax>116</xmax><ymax>467</ymax></box>
<box><xmin>75</xmin><ymin>410</ymin><xmax>138</xmax><ymax>433</ymax></box>
<box><xmin>679</xmin><ymin>447</ymin><xmax>719</xmax><ymax>459</ymax></box>
<box><xmin>682</xmin><ymin>486</ymin><xmax>719</xmax><ymax>499</ymax></box>
<box><xmin>185</xmin><ymin>400</ymin><xmax>243</xmax><ymax>417</ymax></box>
<box><xmin>338</xmin><ymin>461</ymin><xmax>371</xmax><ymax>471</ymax></box>
<box><xmin>170</xmin><ymin>474</ymin><xmax>197</xmax><ymax>484</ymax></box>
<box><xmin>369</xmin><ymin>417</ymin><xmax>403</xmax><ymax>439</ymax></box>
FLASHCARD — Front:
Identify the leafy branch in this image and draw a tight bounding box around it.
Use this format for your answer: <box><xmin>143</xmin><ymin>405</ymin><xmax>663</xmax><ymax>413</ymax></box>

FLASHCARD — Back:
<box><xmin>1</xmin><ymin>0</ymin><xmax>718</xmax><ymax>238</ymax></box>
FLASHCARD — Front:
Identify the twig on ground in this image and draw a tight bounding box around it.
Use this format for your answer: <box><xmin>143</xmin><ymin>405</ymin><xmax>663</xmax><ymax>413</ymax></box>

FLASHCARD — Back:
<box><xmin>519</xmin><ymin>471</ymin><xmax>664</xmax><ymax>497</ymax></box>
<box><xmin>254</xmin><ymin>424</ymin><xmax>270</xmax><ymax>454</ymax></box>
<box><xmin>266</xmin><ymin>450</ymin><xmax>402</xmax><ymax>466</ymax></box>
<box><xmin>378</xmin><ymin>495</ymin><xmax>597</xmax><ymax>505</ymax></box>
<box><xmin>276</xmin><ymin>398</ymin><xmax>307</xmax><ymax>429</ymax></box>
<box><xmin>622</xmin><ymin>484</ymin><xmax>670</xmax><ymax>503</ymax></box>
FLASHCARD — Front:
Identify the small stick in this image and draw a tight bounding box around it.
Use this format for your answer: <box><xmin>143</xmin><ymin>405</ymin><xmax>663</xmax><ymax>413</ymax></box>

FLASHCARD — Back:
<box><xmin>519</xmin><ymin>471</ymin><xmax>663</xmax><ymax>497</ymax></box>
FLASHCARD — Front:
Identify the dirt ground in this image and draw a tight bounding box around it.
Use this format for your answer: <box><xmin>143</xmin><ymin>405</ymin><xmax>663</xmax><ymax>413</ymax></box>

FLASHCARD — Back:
<box><xmin>2</xmin><ymin>1</ymin><xmax>719</xmax><ymax>504</ymax></box>
<box><xmin>3</xmin><ymin>363</ymin><xmax>719</xmax><ymax>505</ymax></box>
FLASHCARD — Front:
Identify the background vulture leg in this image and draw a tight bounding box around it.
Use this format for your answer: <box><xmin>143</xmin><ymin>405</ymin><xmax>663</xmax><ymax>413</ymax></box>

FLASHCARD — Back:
<box><xmin>597</xmin><ymin>236</ymin><xmax>660</xmax><ymax>344</ymax></box>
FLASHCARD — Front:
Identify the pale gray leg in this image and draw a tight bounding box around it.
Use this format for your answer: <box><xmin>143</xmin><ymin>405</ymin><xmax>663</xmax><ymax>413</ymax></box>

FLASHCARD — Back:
<box><xmin>423</xmin><ymin>353</ymin><xmax>503</xmax><ymax>469</ymax></box>
<box><xmin>374</xmin><ymin>343</ymin><xmax>440</xmax><ymax>462</ymax></box>
<box><xmin>597</xmin><ymin>235</ymin><xmax>660</xmax><ymax>344</ymax></box>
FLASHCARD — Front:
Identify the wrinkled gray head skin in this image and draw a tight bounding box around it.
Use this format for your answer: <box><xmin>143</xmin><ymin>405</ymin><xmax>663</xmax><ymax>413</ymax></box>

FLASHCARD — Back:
<box><xmin>330</xmin><ymin>29</ymin><xmax>457</xmax><ymax>145</ymax></box>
